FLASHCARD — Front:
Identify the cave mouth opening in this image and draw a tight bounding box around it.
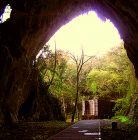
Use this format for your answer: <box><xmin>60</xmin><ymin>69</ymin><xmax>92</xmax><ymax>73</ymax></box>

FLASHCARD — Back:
<box><xmin>37</xmin><ymin>10</ymin><xmax>123</xmax><ymax>59</ymax></box>
<box><xmin>35</xmin><ymin>10</ymin><xmax>135</xmax><ymax>121</ymax></box>
<box><xmin>0</xmin><ymin>0</ymin><xmax>137</xmax><ymax>126</ymax></box>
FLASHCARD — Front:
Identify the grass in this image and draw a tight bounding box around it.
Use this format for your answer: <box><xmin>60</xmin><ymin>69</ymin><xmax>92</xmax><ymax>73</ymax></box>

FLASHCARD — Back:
<box><xmin>101</xmin><ymin>118</ymin><xmax>138</xmax><ymax>140</ymax></box>
<box><xmin>0</xmin><ymin>121</ymin><xmax>71</xmax><ymax>140</ymax></box>
<box><xmin>32</xmin><ymin>121</ymin><xmax>71</xmax><ymax>139</ymax></box>
<box><xmin>112</xmin><ymin>115</ymin><xmax>132</xmax><ymax>123</ymax></box>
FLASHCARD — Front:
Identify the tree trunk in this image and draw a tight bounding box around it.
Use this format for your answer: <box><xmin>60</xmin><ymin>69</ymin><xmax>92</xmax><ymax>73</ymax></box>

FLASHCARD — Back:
<box><xmin>76</xmin><ymin>104</ymin><xmax>80</xmax><ymax>121</ymax></box>
<box><xmin>62</xmin><ymin>95</ymin><xmax>67</xmax><ymax>120</ymax></box>
<box><xmin>71</xmin><ymin>72</ymin><xmax>79</xmax><ymax>123</ymax></box>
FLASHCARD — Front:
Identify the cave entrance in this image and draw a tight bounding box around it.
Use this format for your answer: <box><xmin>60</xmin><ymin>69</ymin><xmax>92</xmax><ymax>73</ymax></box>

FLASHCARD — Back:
<box><xmin>44</xmin><ymin>11</ymin><xmax>122</xmax><ymax>58</ymax></box>
<box><xmin>35</xmin><ymin>11</ymin><xmax>136</xmax><ymax>122</ymax></box>
<box><xmin>0</xmin><ymin>0</ymin><xmax>137</xmax><ymax>126</ymax></box>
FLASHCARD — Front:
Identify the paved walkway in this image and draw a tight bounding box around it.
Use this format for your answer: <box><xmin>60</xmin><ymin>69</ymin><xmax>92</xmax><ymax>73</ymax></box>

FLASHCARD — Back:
<box><xmin>48</xmin><ymin>120</ymin><xmax>101</xmax><ymax>140</ymax></box>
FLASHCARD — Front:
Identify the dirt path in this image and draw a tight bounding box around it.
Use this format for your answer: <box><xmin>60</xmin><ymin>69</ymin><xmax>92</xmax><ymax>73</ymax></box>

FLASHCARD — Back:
<box><xmin>48</xmin><ymin>120</ymin><xmax>101</xmax><ymax>140</ymax></box>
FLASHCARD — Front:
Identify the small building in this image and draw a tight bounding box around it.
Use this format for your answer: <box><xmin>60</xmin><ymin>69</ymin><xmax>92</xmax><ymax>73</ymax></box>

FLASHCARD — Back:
<box><xmin>82</xmin><ymin>98</ymin><xmax>115</xmax><ymax>119</ymax></box>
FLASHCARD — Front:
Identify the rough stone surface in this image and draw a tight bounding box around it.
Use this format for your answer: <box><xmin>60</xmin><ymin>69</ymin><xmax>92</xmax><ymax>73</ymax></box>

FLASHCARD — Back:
<box><xmin>0</xmin><ymin>0</ymin><xmax>138</xmax><ymax>123</ymax></box>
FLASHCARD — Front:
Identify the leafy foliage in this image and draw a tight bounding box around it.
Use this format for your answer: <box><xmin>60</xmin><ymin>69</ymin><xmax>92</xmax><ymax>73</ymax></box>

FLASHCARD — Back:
<box><xmin>36</xmin><ymin>42</ymin><xmax>137</xmax><ymax>120</ymax></box>
<box><xmin>87</xmin><ymin>43</ymin><xmax>137</xmax><ymax>116</ymax></box>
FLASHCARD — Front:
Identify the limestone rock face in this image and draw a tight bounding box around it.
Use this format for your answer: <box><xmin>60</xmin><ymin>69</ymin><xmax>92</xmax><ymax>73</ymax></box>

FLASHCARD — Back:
<box><xmin>0</xmin><ymin>0</ymin><xmax>138</xmax><ymax>123</ymax></box>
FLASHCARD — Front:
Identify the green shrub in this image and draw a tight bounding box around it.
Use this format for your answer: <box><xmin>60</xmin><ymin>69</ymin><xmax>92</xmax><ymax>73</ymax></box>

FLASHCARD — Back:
<box><xmin>112</xmin><ymin>115</ymin><xmax>131</xmax><ymax>123</ymax></box>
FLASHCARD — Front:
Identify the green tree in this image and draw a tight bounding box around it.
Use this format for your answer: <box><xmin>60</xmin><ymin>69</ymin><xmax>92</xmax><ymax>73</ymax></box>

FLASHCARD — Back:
<box><xmin>86</xmin><ymin>43</ymin><xmax>137</xmax><ymax>116</ymax></box>
<box><xmin>36</xmin><ymin>44</ymin><xmax>57</xmax><ymax>90</ymax></box>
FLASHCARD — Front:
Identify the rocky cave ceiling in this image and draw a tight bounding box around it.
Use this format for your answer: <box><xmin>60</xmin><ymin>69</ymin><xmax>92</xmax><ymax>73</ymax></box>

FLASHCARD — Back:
<box><xmin>0</xmin><ymin>0</ymin><xmax>138</xmax><ymax>86</ymax></box>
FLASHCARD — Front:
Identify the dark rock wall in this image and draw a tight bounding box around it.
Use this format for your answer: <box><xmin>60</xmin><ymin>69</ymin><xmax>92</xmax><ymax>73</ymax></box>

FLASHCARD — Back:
<box><xmin>0</xmin><ymin>0</ymin><xmax>138</xmax><ymax>123</ymax></box>
<box><xmin>18</xmin><ymin>67</ymin><xmax>65</xmax><ymax>121</ymax></box>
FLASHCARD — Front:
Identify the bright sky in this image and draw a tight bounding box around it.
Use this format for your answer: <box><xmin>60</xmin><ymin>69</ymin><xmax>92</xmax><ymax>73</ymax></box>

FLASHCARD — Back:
<box><xmin>0</xmin><ymin>4</ymin><xmax>12</xmax><ymax>23</ymax></box>
<box><xmin>0</xmin><ymin>8</ymin><xmax>122</xmax><ymax>57</ymax></box>
<box><xmin>46</xmin><ymin>11</ymin><xmax>122</xmax><ymax>57</ymax></box>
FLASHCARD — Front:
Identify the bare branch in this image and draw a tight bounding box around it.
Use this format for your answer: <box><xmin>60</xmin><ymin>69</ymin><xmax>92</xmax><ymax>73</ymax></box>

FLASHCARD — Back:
<box><xmin>71</xmin><ymin>48</ymin><xmax>95</xmax><ymax>122</ymax></box>
<box><xmin>70</xmin><ymin>53</ymin><xmax>78</xmax><ymax>64</ymax></box>
<box><xmin>83</xmin><ymin>55</ymin><xmax>95</xmax><ymax>65</ymax></box>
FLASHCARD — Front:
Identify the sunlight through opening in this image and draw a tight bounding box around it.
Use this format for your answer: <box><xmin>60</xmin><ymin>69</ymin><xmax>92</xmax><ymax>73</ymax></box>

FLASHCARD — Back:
<box><xmin>0</xmin><ymin>4</ymin><xmax>12</xmax><ymax>23</ymax></box>
<box><xmin>35</xmin><ymin>10</ymin><xmax>136</xmax><ymax>125</ymax></box>
<box><xmin>46</xmin><ymin>11</ymin><xmax>122</xmax><ymax>57</ymax></box>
